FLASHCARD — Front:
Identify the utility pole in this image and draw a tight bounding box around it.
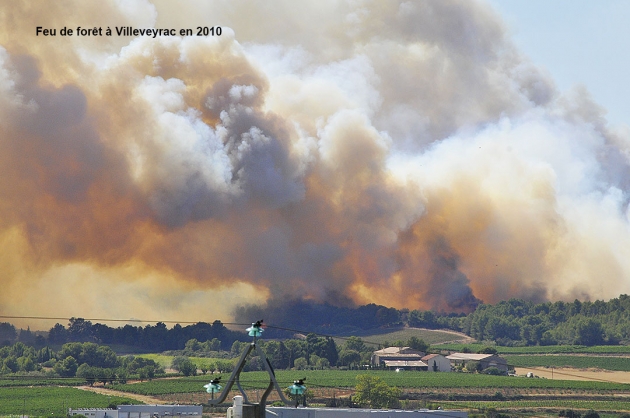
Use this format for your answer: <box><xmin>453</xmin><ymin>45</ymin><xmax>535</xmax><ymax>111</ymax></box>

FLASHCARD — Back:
<box><xmin>206</xmin><ymin>320</ymin><xmax>293</xmax><ymax>418</ymax></box>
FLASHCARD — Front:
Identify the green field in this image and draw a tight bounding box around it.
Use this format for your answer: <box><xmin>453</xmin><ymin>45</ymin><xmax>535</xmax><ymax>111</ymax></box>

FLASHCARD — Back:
<box><xmin>108</xmin><ymin>370</ymin><xmax>630</xmax><ymax>396</ymax></box>
<box><xmin>0</xmin><ymin>386</ymin><xmax>139</xmax><ymax>417</ymax></box>
<box><xmin>341</xmin><ymin>327</ymin><xmax>470</xmax><ymax>346</ymax></box>
<box><xmin>0</xmin><ymin>376</ymin><xmax>83</xmax><ymax>387</ymax></box>
<box><xmin>136</xmin><ymin>353</ymin><xmax>233</xmax><ymax>370</ymax></box>
<box><xmin>505</xmin><ymin>355</ymin><xmax>630</xmax><ymax>371</ymax></box>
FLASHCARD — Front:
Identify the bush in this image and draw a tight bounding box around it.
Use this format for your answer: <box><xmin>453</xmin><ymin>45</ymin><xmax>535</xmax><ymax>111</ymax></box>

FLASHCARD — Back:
<box><xmin>484</xmin><ymin>367</ymin><xmax>505</xmax><ymax>376</ymax></box>
<box><xmin>559</xmin><ymin>410</ymin><xmax>581</xmax><ymax>418</ymax></box>
<box><xmin>465</xmin><ymin>361</ymin><xmax>481</xmax><ymax>373</ymax></box>
<box><xmin>354</xmin><ymin>375</ymin><xmax>401</xmax><ymax>409</ymax></box>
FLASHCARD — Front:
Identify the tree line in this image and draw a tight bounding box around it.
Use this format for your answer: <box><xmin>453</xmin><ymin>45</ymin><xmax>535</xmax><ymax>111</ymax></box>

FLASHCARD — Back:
<box><xmin>405</xmin><ymin>296</ymin><xmax>630</xmax><ymax>346</ymax></box>
<box><xmin>0</xmin><ymin>340</ymin><xmax>163</xmax><ymax>383</ymax></box>
<box><xmin>0</xmin><ymin>318</ymin><xmax>250</xmax><ymax>351</ymax></box>
<box><xmin>4</xmin><ymin>294</ymin><xmax>630</xmax><ymax>350</ymax></box>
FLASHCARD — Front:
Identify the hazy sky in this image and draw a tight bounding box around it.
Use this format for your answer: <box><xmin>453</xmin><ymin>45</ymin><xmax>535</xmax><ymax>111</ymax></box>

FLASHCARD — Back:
<box><xmin>1</xmin><ymin>0</ymin><xmax>630</xmax><ymax>330</ymax></box>
<box><xmin>488</xmin><ymin>0</ymin><xmax>630</xmax><ymax>127</ymax></box>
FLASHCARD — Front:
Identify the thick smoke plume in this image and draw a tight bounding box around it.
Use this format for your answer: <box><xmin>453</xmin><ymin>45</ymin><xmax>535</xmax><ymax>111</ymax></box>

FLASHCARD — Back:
<box><xmin>1</xmin><ymin>0</ymin><xmax>630</xmax><ymax>327</ymax></box>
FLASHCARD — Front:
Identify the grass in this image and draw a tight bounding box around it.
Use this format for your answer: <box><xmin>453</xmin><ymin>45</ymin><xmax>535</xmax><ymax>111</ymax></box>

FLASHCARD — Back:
<box><xmin>108</xmin><ymin>370</ymin><xmax>630</xmax><ymax>396</ymax></box>
<box><xmin>0</xmin><ymin>375</ymin><xmax>83</xmax><ymax>387</ymax></box>
<box><xmin>0</xmin><ymin>386</ymin><xmax>139</xmax><ymax>416</ymax></box>
<box><xmin>136</xmin><ymin>354</ymin><xmax>232</xmax><ymax>369</ymax></box>
<box><xmin>340</xmin><ymin>327</ymin><xmax>470</xmax><ymax>346</ymax></box>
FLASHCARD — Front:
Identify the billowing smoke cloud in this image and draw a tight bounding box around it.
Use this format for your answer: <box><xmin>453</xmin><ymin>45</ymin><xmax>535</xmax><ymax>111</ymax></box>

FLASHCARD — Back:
<box><xmin>1</xmin><ymin>0</ymin><xmax>630</xmax><ymax>327</ymax></box>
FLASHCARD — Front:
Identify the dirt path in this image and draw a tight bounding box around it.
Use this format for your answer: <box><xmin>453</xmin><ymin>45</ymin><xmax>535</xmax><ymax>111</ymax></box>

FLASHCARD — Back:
<box><xmin>424</xmin><ymin>329</ymin><xmax>475</xmax><ymax>345</ymax></box>
<box><xmin>77</xmin><ymin>385</ymin><xmax>167</xmax><ymax>405</ymax></box>
<box><xmin>515</xmin><ymin>367</ymin><xmax>630</xmax><ymax>384</ymax></box>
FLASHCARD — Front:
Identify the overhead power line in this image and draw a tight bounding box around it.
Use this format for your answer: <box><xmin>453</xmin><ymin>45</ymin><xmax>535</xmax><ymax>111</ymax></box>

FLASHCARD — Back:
<box><xmin>0</xmin><ymin>315</ymin><xmax>391</xmax><ymax>347</ymax></box>
<box><xmin>0</xmin><ymin>315</ymin><xmax>246</xmax><ymax>326</ymax></box>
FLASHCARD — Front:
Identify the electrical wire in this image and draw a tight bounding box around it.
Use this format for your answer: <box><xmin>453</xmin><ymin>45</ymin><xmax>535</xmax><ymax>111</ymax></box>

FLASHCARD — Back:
<box><xmin>0</xmin><ymin>314</ymin><xmax>389</xmax><ymax>347</ymax></box>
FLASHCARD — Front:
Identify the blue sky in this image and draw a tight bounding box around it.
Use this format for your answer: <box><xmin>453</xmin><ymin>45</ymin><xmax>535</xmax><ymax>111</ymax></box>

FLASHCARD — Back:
<box><xmin>488</xmin><ymin>0</ymin><xmax>630</xmax><ymax>127</ymax></box>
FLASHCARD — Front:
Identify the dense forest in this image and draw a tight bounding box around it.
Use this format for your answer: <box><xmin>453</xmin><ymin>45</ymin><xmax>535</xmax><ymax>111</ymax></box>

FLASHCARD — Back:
<box><xmin>0</xmin><ymin>319</ymin><xmax>247</xmax><ymax>351</ymax></box>
<box><xmin>240</xmin><ymin>294</ymin><xmax>630</xmax><ymax>346</ymax></box>
<box><xmin>3</xmin><ymin>294</ymin><xmax>630</xmax><ymax>351</ymax></box>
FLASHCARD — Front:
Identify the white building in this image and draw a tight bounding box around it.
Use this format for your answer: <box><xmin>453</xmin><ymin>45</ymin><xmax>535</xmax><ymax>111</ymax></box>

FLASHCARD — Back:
<box><xmin>371</xmin><ymin>347</ymin><xmax>425</xmax><ymax>367</ymax></box>
<box><xmin>421</xmin><ymin>354</ymin><xmax>451</xmax><ymax>372</ymax></box>
<box><xmin>265</xmin><ymin>407</ymin><xmax>468</xmax><ymax>418</ymax></box>
<box><xmin>69</xmin><ymin>405</ymin><xmax>202</xmax><ymax>418</ymax></box>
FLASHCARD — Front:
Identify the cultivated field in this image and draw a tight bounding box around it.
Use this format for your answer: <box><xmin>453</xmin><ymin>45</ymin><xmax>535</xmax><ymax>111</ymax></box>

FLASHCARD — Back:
<box><xmin>7</xmin><ymin>342</ymin><xmax>630</xmax><ymax>416</ymax></box>
<box><xmin>0</xmin><ymin>386</ymin><xmax>138</xmax><ymax>417</ymax></box>
<box><xmin>5</xmin><ymin>368</ymin><xmax>630</xmax><ymax>416</ymax></box>
<box><xmin>339</xmin><ymin>327</ymin><xmax>474</xmax><ymax>346</ymax></box>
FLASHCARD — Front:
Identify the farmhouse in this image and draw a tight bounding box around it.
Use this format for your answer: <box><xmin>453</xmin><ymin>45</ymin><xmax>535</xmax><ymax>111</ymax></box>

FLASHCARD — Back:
<box><xmin>421</xmin><ymin>354</ymin><xmax>451</xmax><ymax>372</ymax></box>
<box><xmin>371</xmin><ymin>346</ymin><xmax>425</xmax><ymax>368</ymax></box>
<box><xmin>445</xmin><ymin>353</ymin><xmax>508</xmax><ymax>373</ymax></box>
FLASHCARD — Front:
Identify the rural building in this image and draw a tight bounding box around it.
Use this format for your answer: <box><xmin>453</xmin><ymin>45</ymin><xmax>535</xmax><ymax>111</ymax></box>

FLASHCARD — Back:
<box><xmin>445</xmin><ymin>353</ymin><xmax>508</xmax><ymax>373</ymax></box>
<box><xmin>69</xmin><ymin>405</ymin><xmax>202</xmax><ymax>418</ymax></box>
<box><xmin>421</xmin><ymin>354</ymin><xmax>451</xmax><ymax>372</ymax></box>
<box><xmin>371</xmin><ymin>346</ymin><xmax>425</xmax><ymax>367</ymax></box>
<box><xmin>265</xmin><ymin>407</ymin><xmax>468</xmax><ymax>418</ymax></box>
<box><xmin>69</xmin><ymin>409</ymin><xmax>117</xmax><ymax>418</ymax></box>
<box><xmin>383</xmin><ymin>359</ymin><xmax>428</xmax><ymax>371</ymax></box>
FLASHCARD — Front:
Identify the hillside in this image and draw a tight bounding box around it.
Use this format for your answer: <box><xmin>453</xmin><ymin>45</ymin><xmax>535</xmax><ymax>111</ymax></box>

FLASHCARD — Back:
<box><xmin>337</xmin><ymin>326</ymin><xmax>474</xmax><ymax>347</ymax></box>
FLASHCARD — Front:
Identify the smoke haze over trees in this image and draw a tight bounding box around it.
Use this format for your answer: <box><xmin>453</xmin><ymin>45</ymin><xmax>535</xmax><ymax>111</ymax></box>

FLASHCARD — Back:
<box><xmin>5</xmin><ymin>294</ymin><xmax>630</xmax><ymax>351</ymax></box>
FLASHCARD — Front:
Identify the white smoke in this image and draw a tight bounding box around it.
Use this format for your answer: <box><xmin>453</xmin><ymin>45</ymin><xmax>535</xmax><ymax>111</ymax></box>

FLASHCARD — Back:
<box><xmin>0</xmin><ymin>0</ymin><xmax>629</xmax><ymax>327</ymax></box>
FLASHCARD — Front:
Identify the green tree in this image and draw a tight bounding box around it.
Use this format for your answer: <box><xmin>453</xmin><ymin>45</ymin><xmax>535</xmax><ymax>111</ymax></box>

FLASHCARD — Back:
<box><xmin>77</xmin><ymin>364</ymin><xmax>97</xmax><ymax>386</ymax></box>
<box><xmin>54</xmin><ymin>355</ymin><xmax>79</xmax><ymax>377</ymax></box>
<box><xmin>575</xmin><ymin>318</ymin><xmax>604</xmax><ymax>346</ymax></box>
<box><xmin>48</xmin><ymin>323</ymin><xmax>68</xmax><ymax>344</ymax></box>
<box><xmin>284</xmin><ymin>339</ymin><xmax>306</xmax><ymax>368</ymax></box>
<box><xmin>408</xmin><ymin>310</ymin><xmax>437</xmax><ymax>328</ymax></box>
<box><xmin>344</xmin><ymin>336</ymin><xmax>367</xmax><ymax>353</ymax></box>
<box><xmin>202</xmin><ymin>338</ymin><xmax>221</xmax><ymax>352</ymax></box>
<box><xmin>465</xmin><ymin>361</ymin><xmax>482</xmax><ymax>373</ymax></box>
<box><xmin>215</xmin><ymin>359</ymin><xmax>234</xmax><ymax>373</ymax></box>
<box><xmin>263</xmin><ymin>340</ymin><xmax>290</xmax><ymax>369</ymax></box>
<box><xmin>171</xmin><ymin>356</ymin><xmax>197</xmax><ymax>376</ymax></box>
<box><xmin>338</xmin><ymin>349</ymin><xmax>361</xmax><ymax>368</ymax></box>
<box><xmin>353</xmin><ymin>375</ymin><xmax>401</xmax><ymax>409</ymax></box>
<box><xmin>3</xmin><ymin>356</ymin><xmax>18</xmax><ymax>373</ymax></box>
<box><xmin>67</xmin><ymin>318</ymin><xmax>94</xmax><ymax>342</ymax></box>
<box><xmin>0</xmin><ymin>323</ymin><xmax>17</xmax><ymax>345</ymax></box>
<box><xmin>184</xmin><ymin>338</ymin><xmax>201</xmax><ymax>354</ymax></box>
<box><xmin>293</xmin><ymin>357</ymin><xmax>308</xmax><ymax>370</ymax></box>
<box><xmin>138</xmin><ymin>365</ymin><xmax>155</xmax><ymax>381</ymax></box>
<box><xmin>406</xmin><ymin>337</ymin><xmax>428</xmax><ymax>352</ymax></box>
<box><xmin>17</xmin><ymin>355</ymin><xmax>35</xmax><ymax>372</ymax></box>
<box><xmin>116</xmin><ymin>368</ymin><xmax>128</xmax><ymax>384</ymax></box>
<box><xmin>315</xmin><ymin>357</ymin><xmax>330</xmax><ymax>369</ymax></box>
